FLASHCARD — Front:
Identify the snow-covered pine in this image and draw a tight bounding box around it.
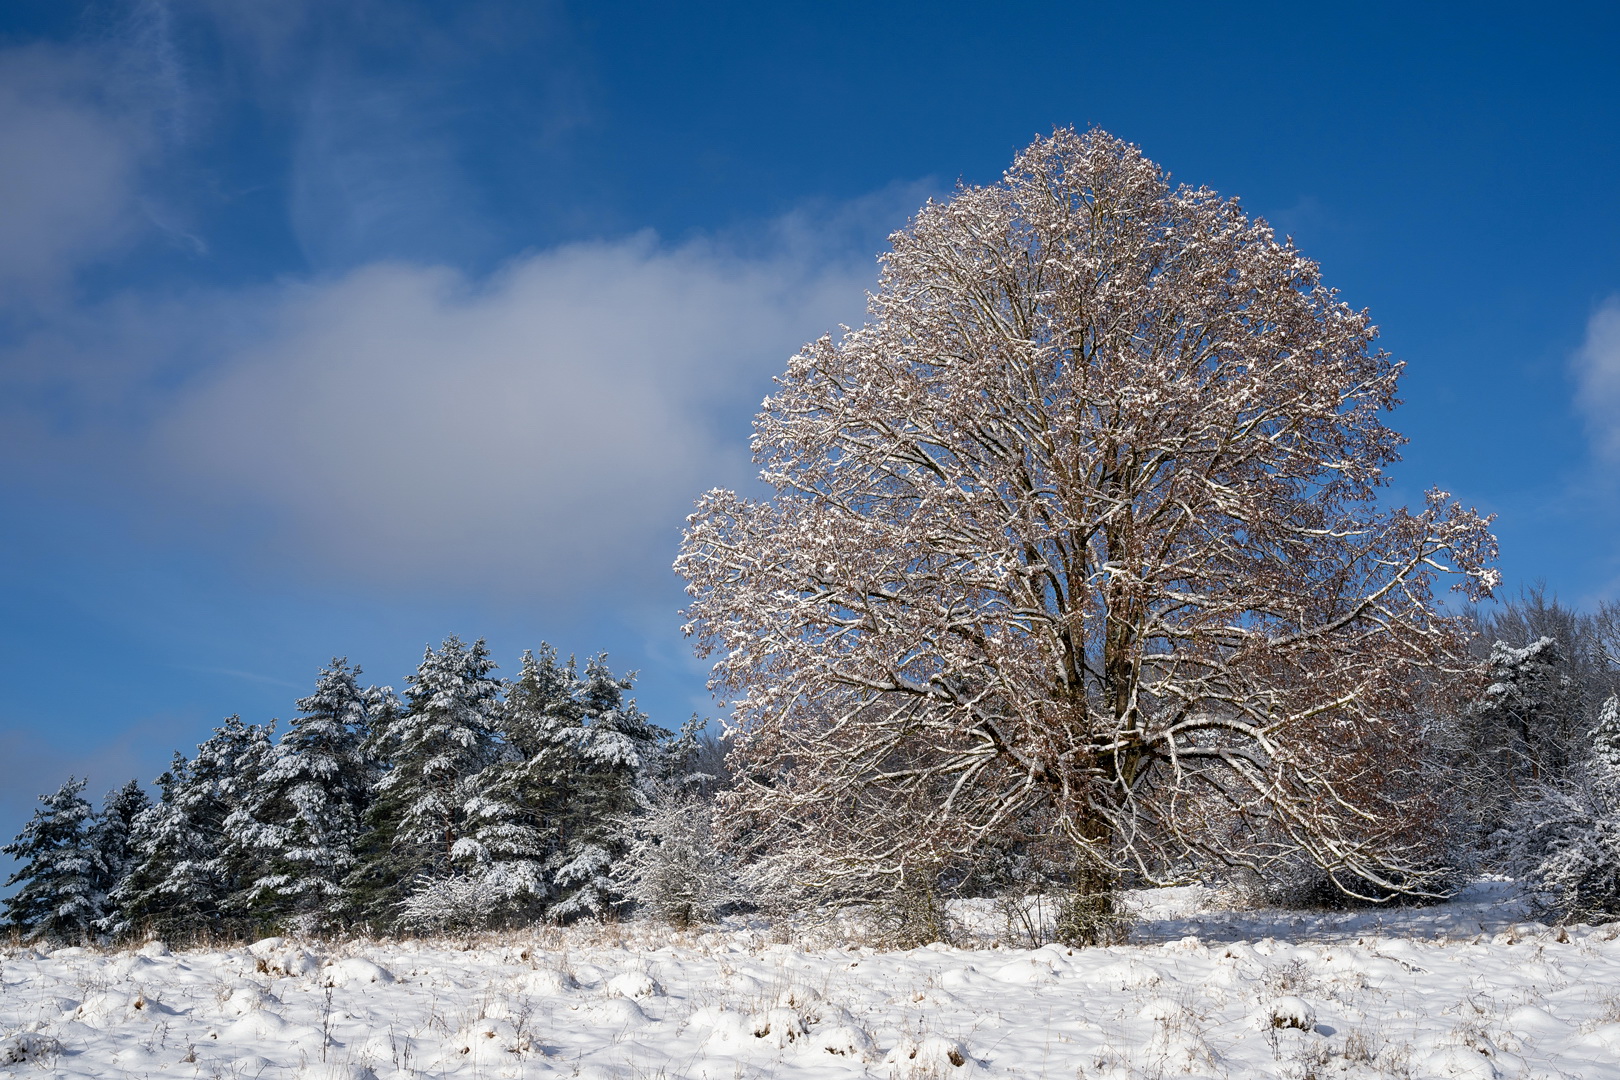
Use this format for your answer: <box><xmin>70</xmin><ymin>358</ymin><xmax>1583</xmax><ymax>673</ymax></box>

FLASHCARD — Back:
<box><xmin>214</xmin><ymin>720</ymin><xmax>278</xmax><ymax>919</ymax></box>
<box><xmin>236</xmin><ymin>659</ymin><xmax>381</xmax><ymax>932</ymax></box>
<box><xmin>342</xmin><ymin>686</ymin><xmax>404</xmax><ymax>923</ymax></box>
<box><xmin>109</xmin><ymin>717</ymin><xmax>274</xmax><ymax>939</ymax></box>
<box><xmin>1498</xmin><ymin>694</ymin><xmax>1620</xmax><ymax>920</ymax></box>
<box><xmin>105</xmin><ymin>754</ymin><xmax>188</xmax><ymax>937</ymax></box>
<box><xmin>1591</xmin><ymin>693</ymin><xmax>1620</xmax><ymax>781</ymax></box>
<box><xmin>350</xmin><ymin>636</ymin><xmax>500</xmax><ymax>927</ymax></box>
<box><xmin>547</xmin><ymin>655</ymin><xmax>669</xmax><ymax>921</ymax></box>
<box><xmin>456</xmin><ymin>645</ymin><xmax>577</xmax><ymax>920</ymax></box>
<box><xmin>650</xmin><ymin>714</ymin><xmax>715</xmax><ymax>790</ymax></box>
<box><xmin>2</xmin><ymin>777</ymin><xmax>104</xmax><ymax>942</ymax></box>
<box><xmin>1472</xmin><ymin>637</ymin><xmax>1583</xmax><ymax>788</ymax></box>
<box><xmin>86</xmin><ymin>779</ymin><xmax>151</xmax><ymax>930</ymax></box>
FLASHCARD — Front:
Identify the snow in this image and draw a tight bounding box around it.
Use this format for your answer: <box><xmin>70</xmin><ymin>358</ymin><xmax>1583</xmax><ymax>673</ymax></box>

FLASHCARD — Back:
<box><xmin>5</xmin><ymin>884</ymin><xmax>1620</xmax><ymax>1079</ymax></box>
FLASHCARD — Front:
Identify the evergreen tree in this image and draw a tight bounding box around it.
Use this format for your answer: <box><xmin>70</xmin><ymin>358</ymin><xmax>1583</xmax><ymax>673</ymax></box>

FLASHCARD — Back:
<box><xmin>349</xmin><ymin>636</ymin><xmax>500</xmax><ymax>926</ymax></box>
<box><xmin>1594</xmin><ymin>694</ymin><xmax>1620</xmax><ymax>783</ymax></box>
<box><xmin>213</xmin><ymin>720</ymin><xmax>278</xmax><ymax>924</ymax></box>
<box><xmin>3</xmin><ymin>777</ymin><xmax>103</xmax><ymax>942</ymax></box>
<box><xmin>548</xmin><ymin>655</ymin><xmax>667</xmax><ymax>920</ymax></box>
<box><xmin>1498</xmin><ymin>695</ymin><xmax>1620</xmax><ymax>920</ymax></box>
<box><xmin>457</xmin><ymin>645</ymin><xmax>577</xmax><ymax>919</ymax></box>
<box><xmin>106</xmin><ymin>755</ymin><xmax>189</xmax><ymax>937</ymax></box>
<box><xmin>651</xmin><ymin>714</ymin><xmax>714</xmax><ymax>790</ymax></box>
<box><xmin>1472</xmin><ymin>637</ymin><xmax>1582</xmax><ymax>789</ymax></box>
<box><xmin>341</xmin><ymin>687</ymin><xmax>410</xmax><ymax>926</ymax></box>
<box><xmin>88</xmin><ymin>779</ymin><xmax>150</xmax><ymax>929</ymax></box>
<box><xmin>111</xmin><ymin>717</ymin><xmax>274</xmax><ymax>939</ymax></box>
<box><xmin>237</xmin><ymin>659</ymin><xmax>380</xmax><ymax>931</ymax></box>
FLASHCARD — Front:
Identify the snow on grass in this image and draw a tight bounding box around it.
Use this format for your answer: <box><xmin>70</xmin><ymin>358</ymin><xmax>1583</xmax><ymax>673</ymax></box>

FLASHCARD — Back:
<box><xmin>4</xmin><ymin>884</ymin><xmax>1620</xmax><ymax>1079</ymax></box>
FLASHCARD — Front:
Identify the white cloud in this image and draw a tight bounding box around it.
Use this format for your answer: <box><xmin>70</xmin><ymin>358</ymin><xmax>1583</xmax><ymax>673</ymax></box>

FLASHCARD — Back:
<box><xmin>1573</xmin><ymin>295</ymin><xmax>1620</xmax><ymax>460</ymax></box>
<box><xmin>142</xmin><ymin>234</ymin><xmax>871</xmax><ymax>601</ymax></box>
<box><xmin>0</xmin><ymin>45</ymin><xmax>149</xmax><ymax>301</ymax></box>
<box><xmin>0</xmin><ymin>4</ymin><xmax>924</xmax><ymax>610</ymax></box>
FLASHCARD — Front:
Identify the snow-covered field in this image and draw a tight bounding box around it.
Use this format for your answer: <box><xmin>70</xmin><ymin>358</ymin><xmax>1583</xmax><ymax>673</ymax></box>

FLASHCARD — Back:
<box><xmin>5</xmin><ymin>883</ymin><xmax>1620</xmax><ymax>1079</ymax></box>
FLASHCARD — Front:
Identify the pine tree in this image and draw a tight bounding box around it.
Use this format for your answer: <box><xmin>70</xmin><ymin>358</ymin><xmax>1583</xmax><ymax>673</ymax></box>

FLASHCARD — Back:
<box><xmin>548</xmin><ymin>655</ymin><xmax>668</xmax><ymax>920</ymax></box>
<box><xmin>1498</xmin><ymin>694</ymin><xmax>1620</xmax><ymax>920</ymax></box>
<box><xmin>350</xmin><ymin>636</ymin><xmax>500</xmax><ymax>926</ymax></box>
<box><xmin>237</xmin><ymin>660</ymin><xmax>380</xmax><ymax>931</ymax></box>
<box><xmin>458</xmin><ymin>645</ymin><xmax>577</xmax><ymax>919</ymax></box>
<box><xmin>3</xmin><ymin>777</ymin><xmax>104</xmax><ymax>942</ymax></box>
<box><xmin>1472</xmin><ymin>637</ymin><xmax>1582</xmax><ymax>789</ymax></box>
<box><xmin>213</xmin><ymin>719</ymin><xmax>278</xmax><ymax>926</ymax></box>
<box><xmin>1593</xmin><ymin>694</ymin><xmax>1620</xmax><ymax>784</ymax></box>
<box><xmin>106</xmin><ymin>755</ymin><xmax>190</xmax><ymax>937</ymax></box>
<box><xmin>88</xmin><ymin>779</ymin><xmax>150</xmax><ymax>930</ymax></box>
<box><xmin>341</xmin><ymin>688</ymin><xmax>407</xmax><ymax>925</ymax></box>
<box><xmin>111</xmin><ymin>717</ymin><xmax>274</xmax><ymax>939</ymax></box>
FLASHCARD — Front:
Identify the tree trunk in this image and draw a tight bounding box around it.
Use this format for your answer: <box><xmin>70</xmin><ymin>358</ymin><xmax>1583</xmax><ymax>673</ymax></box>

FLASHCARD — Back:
<box><xmin>1054</xmin><ymin>820</ymin><xmax>1127</xmax><ymax>947</ymax></box>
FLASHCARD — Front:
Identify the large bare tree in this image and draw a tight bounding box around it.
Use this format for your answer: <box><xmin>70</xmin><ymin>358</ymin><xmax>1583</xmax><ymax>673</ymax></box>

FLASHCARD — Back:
<box><xmin>676</xmin><ymin>129</ymin><xmax>1498</xmax><ymax>907</ymax></box>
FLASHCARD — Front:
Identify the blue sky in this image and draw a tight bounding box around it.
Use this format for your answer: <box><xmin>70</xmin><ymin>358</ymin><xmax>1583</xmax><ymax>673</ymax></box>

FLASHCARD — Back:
<box><xmin>2</xmin><ymin>0</ymin><xmax>1618</xmax><ymax>843</ymax></box>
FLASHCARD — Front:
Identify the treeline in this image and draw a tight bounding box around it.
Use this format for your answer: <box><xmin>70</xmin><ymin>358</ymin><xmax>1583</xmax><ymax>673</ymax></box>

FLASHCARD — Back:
<box><xmin>9</xmin><ymin>592</ymin><xmax>1620</xmax><ymax>948</ymax></box>
<box><xmin>3</xmin><ymin>636</ymin><xmax>723</xmax><ymax>943</ymax></box>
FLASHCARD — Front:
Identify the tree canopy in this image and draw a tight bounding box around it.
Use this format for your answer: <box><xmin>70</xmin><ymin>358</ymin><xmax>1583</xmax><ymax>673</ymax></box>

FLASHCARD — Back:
<box><xmin>677</xmin><ymin>128</ymin><xmax>1498</xmax><ymax>901</ymax></box>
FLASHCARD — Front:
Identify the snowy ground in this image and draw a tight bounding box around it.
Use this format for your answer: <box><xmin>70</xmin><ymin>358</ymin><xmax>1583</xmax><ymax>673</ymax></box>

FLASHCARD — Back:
<box><xmin>4</xmin><ymin>883</ymin><xmax>1620</xmax><ymax>1079</ymax></box>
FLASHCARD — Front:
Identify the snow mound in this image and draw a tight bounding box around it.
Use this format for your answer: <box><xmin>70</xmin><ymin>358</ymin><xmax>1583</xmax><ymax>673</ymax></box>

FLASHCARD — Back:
<box><xmin>518</xmin><ymin>965</ymin><xmax>578</xmax><ymax>993</ymax></box>
<box><xmin>810</xmin><ymin>1021</ymin><xmax>876</xmax><ymax>1059</ymax></box>
<box><xmin>1</xmin><ymin>1032</ymin><xmax>62</xmax><ymax>1064</ymax></box>
<box><xmin>320</xmin><ymin>957</ymin><xmax>394</xmax><ymax>986</ymax></box>
<box><xmin>606</xmin><ymin>970</ymin><xmax>663</xmax><ymax>998</ymax></box>
<box><xmin>219</xmin><ymin>985</ymin><xmax>277</xmax><ymax>1016</ymax></box>
<box><xmin>1418</xmin><ymin>1044</ymin><xmax>1501</xmax><ymax>1079</ymax></box>
<box><xmin>987</xmin><ymin>953</ymin><xmax>1064</xmax><ymax>983</ymax></box>
<box><xmin>450</xmin><ymin>1017</ymin><xmax>531</xmax><ymax>1062</ymax></box>
<box><xmin>250</xmin><ymin>939</ymin><xmax>324</xmax><ymax>977</ymax></box>
<box><xmin>694</xmin><ymin>1006</ymin><xmax>754</xmax><ymax>1047</ymax></box>
<box><xmin>74</xmin><ymin>990</ymin><xmax>160</xmax><ymax>1023</ymax></box>
<box><xmin>1260</xmin><ymin>995</ymin><xmax>1317</xmax><ymax>1031</ymax></box>
<box><xmin>582</xmin><ymin>996</ymin><xmax>648</xmax><ymax>1026</ymax></box>
<box><xmin>752</xmin><ymin>1005</ymin><xmax>808</xmax><ymax>1048</ymax></box>
<box><xmin>218</xmin><ymin>1008</ymin><xmax>320</xmax><ymax>1046</ymax></box>
<box><xmin>885</xmin><ymin>1035</ymin><xmax>980</xmax><ymax>1076</ymax></box>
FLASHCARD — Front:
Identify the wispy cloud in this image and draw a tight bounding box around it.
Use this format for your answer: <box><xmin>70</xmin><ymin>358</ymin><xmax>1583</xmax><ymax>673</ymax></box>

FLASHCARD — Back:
<box><xmin>174</xmin><ymin>665</ymin><xmax>303</xmax><ymax>689</ymax></box>
<box><xmin>1572</xmin><ymin>295</ymin><xmax>1620</xmax><ymax>461</ymax></box>
<box><xmin>0</xmin><ymin>44</ymin><xmax>151</xmax><ymax>304</ymax></box>
<box><xmin>287</xmin><ymin>71</ymin><xmax>497</xmax><ymax>270</ymax></box>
